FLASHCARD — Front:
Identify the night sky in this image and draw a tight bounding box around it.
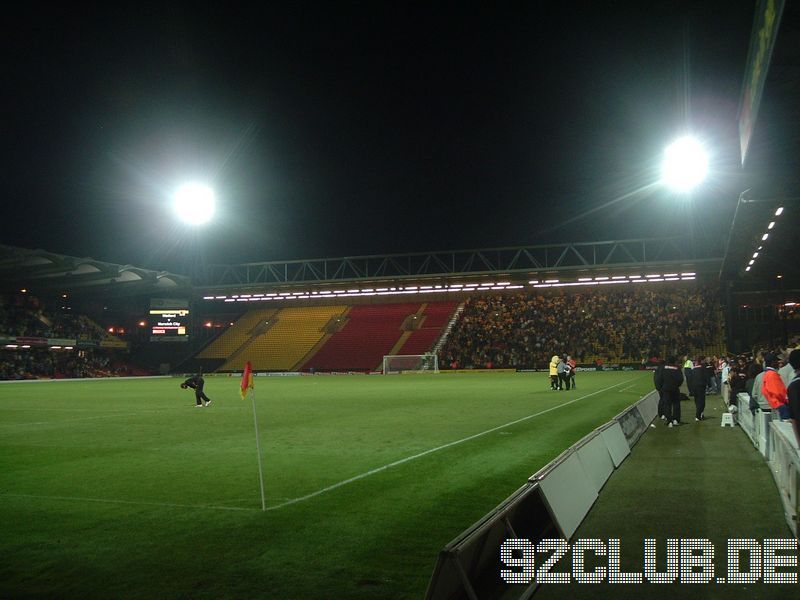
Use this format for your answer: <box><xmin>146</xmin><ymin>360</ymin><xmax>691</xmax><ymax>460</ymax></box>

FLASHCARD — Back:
<box><xmin>2</xmin><ymin>2</ymin><xmax>758</xmax><ymax>273</ymax></box>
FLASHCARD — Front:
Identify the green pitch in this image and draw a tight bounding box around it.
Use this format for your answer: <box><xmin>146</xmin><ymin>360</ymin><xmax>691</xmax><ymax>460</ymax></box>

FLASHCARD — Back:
<box><xmin>0</xmin><ymin>371</ymin><xmax>652</xmax><ymax>598</ymax></box>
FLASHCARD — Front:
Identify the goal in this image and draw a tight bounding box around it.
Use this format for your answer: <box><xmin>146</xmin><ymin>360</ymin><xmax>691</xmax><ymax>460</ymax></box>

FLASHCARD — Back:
<box><xmin>382</xmin><ymin>353</ymin><xmax>439</xmax><ymax>374</ymax></box>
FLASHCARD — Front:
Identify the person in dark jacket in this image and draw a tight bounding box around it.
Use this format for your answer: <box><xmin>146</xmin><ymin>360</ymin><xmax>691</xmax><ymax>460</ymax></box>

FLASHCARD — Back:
<box><xmin>561</xmin><ymin>355</ymin><xmax>572</xmax><ymax>390</ymax></box>
<box><xmin>691</xmin><ymin>357</ymin><xmax>710</xmax><ymax>421</ymax></box>
<box><xmin>654</xmin><ymin>359</ymin><xmax>666</xmax><ymax>420</ymax></box>
<box><xmin>662</xmin><ymin>356</ymin><xmax>684</xmax><ymax>427</ymax></box>
<box><xmin>181</xmin><ymin>369</ymin><xmax>212</xmax><ymax>407</ymax></box>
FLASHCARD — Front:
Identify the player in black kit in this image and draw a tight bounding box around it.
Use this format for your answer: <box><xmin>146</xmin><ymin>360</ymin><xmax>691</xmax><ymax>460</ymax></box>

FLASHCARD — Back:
<box><xmin>181</xmin><ymin>370</ymin><xmax>212</xmax><ymax>407</ymax></box>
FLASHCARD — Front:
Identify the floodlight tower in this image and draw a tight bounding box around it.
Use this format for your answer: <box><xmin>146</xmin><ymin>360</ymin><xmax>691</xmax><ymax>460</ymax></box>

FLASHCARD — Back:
<box><xmin>659</xmin><ymin>135</ymin><xmax>709</xmax><ymax>264</ymax></box>
<box><xmin>170</xmin><ymin>182</ymin><xmax>216</xmax><ymax>342</ymax></box>
<box><xmin>172</xmin><ymin>183</ymin><xmax>216</xmax><ymax>225</ymax></box>
<box><xmin>660</xmin><ymin>136</ymin><xmax>709</xmax><ymax>193</ymax></box>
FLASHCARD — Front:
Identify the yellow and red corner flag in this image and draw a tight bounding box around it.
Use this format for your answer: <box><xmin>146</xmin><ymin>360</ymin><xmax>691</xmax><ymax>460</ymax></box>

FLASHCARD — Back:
<box><xmin>240</xmin><ymin>361</ymin><xmax>254</xmax><ymax>399</ymax></box>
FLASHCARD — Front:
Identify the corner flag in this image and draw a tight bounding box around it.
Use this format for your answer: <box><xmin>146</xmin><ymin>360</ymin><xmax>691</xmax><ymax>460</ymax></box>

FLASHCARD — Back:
<box><xmin>241</xmin><ymin>361</ymin><xmax>254</xmax><ymax>399</ymax></box>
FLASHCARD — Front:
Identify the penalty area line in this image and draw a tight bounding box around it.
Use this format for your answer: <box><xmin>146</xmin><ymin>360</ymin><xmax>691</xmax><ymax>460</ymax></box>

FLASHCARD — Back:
<box><xmin>266</xmin><ymin>378</ymin><xmax>640</xmax><ymax>511</ymax></box>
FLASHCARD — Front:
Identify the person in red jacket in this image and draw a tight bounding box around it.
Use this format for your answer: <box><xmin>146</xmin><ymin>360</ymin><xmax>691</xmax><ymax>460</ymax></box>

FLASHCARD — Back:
<box><xmin>762</xmin><ymin>353</ymin><xmax>789</xmax><ymax>420</ymax></box>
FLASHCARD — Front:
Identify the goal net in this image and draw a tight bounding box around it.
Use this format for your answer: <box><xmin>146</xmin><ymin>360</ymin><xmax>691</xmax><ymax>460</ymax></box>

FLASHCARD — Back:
<box><xmin>382</xmin><ymin>353</ymin><xmax>439</xmax><ymax>374</ymax></box>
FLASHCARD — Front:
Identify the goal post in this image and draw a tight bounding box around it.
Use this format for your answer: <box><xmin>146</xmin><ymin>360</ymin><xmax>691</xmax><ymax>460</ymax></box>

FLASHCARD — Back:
<box><xmin>382</xmin><ymin>353</ymin><xmax>439</xmax><ymax>375</ymax></box>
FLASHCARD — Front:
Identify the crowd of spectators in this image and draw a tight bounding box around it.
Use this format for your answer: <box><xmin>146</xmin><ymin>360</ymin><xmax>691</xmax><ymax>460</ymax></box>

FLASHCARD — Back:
<box><xmin>0</xmin><ymin>294</ymin><xmax>140</xmax><ymax>380</ymax></box>
<box><xmin>439</xmin><ymin>286</ymin><xmax>724</xmax><ymax>369</ymax></box>
<box><xmin>0</xmin><ymin>349</ymin><xmax>132</xmax><ymax>380</ymax></box>
<box><xmin>724</xmin><ymin>339</ymin><xmax>798</xmax><ymax>407</ymax></box>
<box><xmin>0</xmin><ymin>294</ymin><xmax>101</xmax><ymax>340</ymax></box>
<box><xmin>718</xmin><ymin>338</ymin><xmax>800</xmax><ymax>447</ymax></box>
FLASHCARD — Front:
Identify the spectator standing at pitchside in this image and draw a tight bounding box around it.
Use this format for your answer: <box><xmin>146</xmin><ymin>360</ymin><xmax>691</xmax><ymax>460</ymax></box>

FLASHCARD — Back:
<box><xmin>654</xmin><ymin>358</ymin><xmax>666</xmax><ymax>420</ymax></box>
<box><xmin>683</xmin><ymin>355</ymin><xmax>694</xmax><ymax>396</ymax></box>
<box><xmin>785</xmin><ymin>349</ymin><xmax>800</xmax><ymax>447</ymax></box>
<box><xmin>567</xmin><ymin>355</ymin><xmax>577</xmax><ymax>389</ymax></box>
<box><xmin>721</xmin><ymin>356</ymin><xmax>731</xmax><ymax>405</ymax></box>
<box><xmin>703</xmin><ymin>356</ymin><xmax>717</xmax><ymax>395</ymax></box>
<box><xmin>762</xmin><ymin>353</ymin><xmax>789</xmax><ymax>420</ymax></box>
<box><xmin>662</xmin><ymin>356</ymin><xmax>684</xmax><ymax>427</ymax></box>
<box><xmin>561</xmin><ymin>355</ymin><xmax>572</xmax><ymax>390</ymax></box>
<box><xmin>556</xmin><ymin>356</ymin><xmax>567</xmax><ymax>390</ymax></box>
<box><xmin>691</xmin><ymin>357</ymin><xmax>709</xmax><ymax>421</ymax></box>
<box><xmin>779</xmin><ymin>338</ymin><xmax>800</xmax><ymax>386</ymax></box>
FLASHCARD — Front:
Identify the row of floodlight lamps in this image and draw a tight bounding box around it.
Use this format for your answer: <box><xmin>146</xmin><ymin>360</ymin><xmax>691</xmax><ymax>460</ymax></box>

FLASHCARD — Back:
<box><xmin>202</xmin><ymin>273</ymin><xmax>697</xmax><ymax>303</ymax></box>
<box><xmin>745</xmin><ymin>206</ymin><xmax>784</xmax><ymax>273</ymax></box>
<box><xmin>4</xmin><ymin>344</ymin><xmax>74</xmax><ymax>350</ymax></box>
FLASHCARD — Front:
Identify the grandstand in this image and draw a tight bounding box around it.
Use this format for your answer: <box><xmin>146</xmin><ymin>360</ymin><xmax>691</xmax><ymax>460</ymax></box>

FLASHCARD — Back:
<box><xmin>299</xmin><ymin>302</ymin><xmax>430</xmax><ymax>372</ymax></box>
<box><xmin>188</xmin><ymin>283</ymin><xmax>729</xmax><ymax>373</ymax></box>
<box><xmin>396</xmin><ymin>301</ymin><xmax>460</xmax><ymax>356</ymax></box>
<box><xmin>193</xmin><ymin>301</ymin><xmax>461</xmax><ymax>373</ymax></box>
<box><xmin>4</xmin><ymin>2</ymin><xmax>800</xmax><ymax>598</ymax></box>
<box><xmin>197</xmin><ymin>308</ymin><xmax>279</xmax><ymax>363</ymax></box>
<box><xmin>222</xmin><ymin>305</ymin><xmax>348</xmax><ymax>371</ymax></box>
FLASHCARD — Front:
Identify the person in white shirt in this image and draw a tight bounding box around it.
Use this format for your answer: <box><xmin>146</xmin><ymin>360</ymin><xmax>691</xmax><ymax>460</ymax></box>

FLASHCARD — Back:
<box><xmin>779</xmin><ymin>340</ymin><xmax>799</xmax><ymax>387</ymax></box>
<box><xmin>721</xmin><ymin>357</ymin><xmax>731</xmax><ymax>405</ymax></box>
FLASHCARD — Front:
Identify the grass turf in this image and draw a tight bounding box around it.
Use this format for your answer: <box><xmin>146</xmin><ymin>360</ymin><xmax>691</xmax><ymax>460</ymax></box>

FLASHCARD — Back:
<box><xmin>1</xmin><ymin>371</ymin><xmax>655</xmax><ymax>598</ymax></box>
<box><xmin>534</xmin><ymin>397</ymin><xmax>792</xmax><ymax>600</ymax></box>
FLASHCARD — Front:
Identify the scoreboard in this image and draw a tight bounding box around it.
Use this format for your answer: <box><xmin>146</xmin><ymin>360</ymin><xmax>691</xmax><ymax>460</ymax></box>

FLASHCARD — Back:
<box><xmin>149</xmin><ymin>298</ymin><xmax>190</xmax><ymax>342</ymax></box>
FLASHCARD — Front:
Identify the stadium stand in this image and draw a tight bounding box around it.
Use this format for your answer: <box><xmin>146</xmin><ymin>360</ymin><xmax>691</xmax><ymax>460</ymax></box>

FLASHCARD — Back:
<box><xmin>197</xmin><ymin>308</ymin><xmax>278</xmax><ymax>360</ymax></box>
<box><xmin>0</xmin><ymin>293</ymin><xmax>148</xmax><ymax>379</ymax></box>
<box><xmin>222</xmin><ymin>305</ymin><xmax>348</xmax><ymax>371</ymax></box>
<box><xmin>300</xmin><ymin>303</ymin><xmax>422</xmax><ymax>372</ymax></box>
<box><xmin>439</xmin><ymin>286</ymin><xmax>726</xmax><ymax>369</ymax></box>
<box><xmin>396</xmin><ymin>301</ymin><xmax>459</xmax><ymax>356</ymax></box>
<box><xmin>0</xmin><ymin>293</ymin><xmax>120</xmax><ymax>343</ymax></box>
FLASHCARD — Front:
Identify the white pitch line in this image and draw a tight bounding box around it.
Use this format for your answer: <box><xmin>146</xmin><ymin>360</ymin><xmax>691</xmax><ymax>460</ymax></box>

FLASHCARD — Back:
<box><xmin>265</xmin><ymin>378</ymin><xmax>640</xmax><ymax>511</ymax></box>
<box><xmin>0</xmin><ymin>406</ymin><xmax>228</xmax><ymax>429</ymax></box>
<box><xmin>0</xmin><ymin>492</ymin><xmax>259</xmax><ymax>512</ymax></box>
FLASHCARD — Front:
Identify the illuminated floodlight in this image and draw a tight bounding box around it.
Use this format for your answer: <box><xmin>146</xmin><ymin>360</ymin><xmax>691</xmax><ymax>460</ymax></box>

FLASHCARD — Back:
<box><xmin>762</xmin><ymin>233</ymin><xmax>769</xmax><ymax>241</ymax></box>
<box><xmin>767</xmin><ymin>221</ymin><xmax>775</xmax><ymax>229</ymax></box>
<box><xmin>775</xmin><ymin>207</ymin><xmax>784</xmax><ymax>216</ymax></box>
<box><xmin>661</xmin><ymin>136</ymin><xmax>708</xmax><ymax>192</ymax></box>
<box><xmin>745</xmin><ymin>266</ymin><xmax>751</xmax><ymax>272</ymax></box>
<box><xmin>173</xmin><ymin>183</ymin><xmax>215</xmax><ymax>225</ymax></box>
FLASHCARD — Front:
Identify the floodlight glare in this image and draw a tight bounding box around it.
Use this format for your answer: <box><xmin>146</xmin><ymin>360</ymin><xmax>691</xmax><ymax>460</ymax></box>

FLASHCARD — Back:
<box><xmin>661</xmin><ymin>136</ymin><xmax>708</xmax><ymax>192</ymax></box>
<box><xmin>173</xmin><ymin>183</ymin><xmax>215</xmax><ymax>225</ymax></box>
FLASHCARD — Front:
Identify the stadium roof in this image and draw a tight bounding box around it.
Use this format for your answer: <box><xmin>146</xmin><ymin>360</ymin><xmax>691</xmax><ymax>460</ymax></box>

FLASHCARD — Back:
<box><xmin>192</xmin><ymin>235</ymin><xmax>722</xmax><ymax>292</ymax></box>
<box><xmin>719</xmin><ymin>194</ymin><xmax>800</xmax><ymax>286</ymax></box>
<box><xmin>0</xmin><ymin>244</ymin><xmax>191</xmax><ymax>297</ymax></box>
<box><xmin>724</xmin><ymin>0</ymin><xmax>800</xmax><ymax>288</ymax></box>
